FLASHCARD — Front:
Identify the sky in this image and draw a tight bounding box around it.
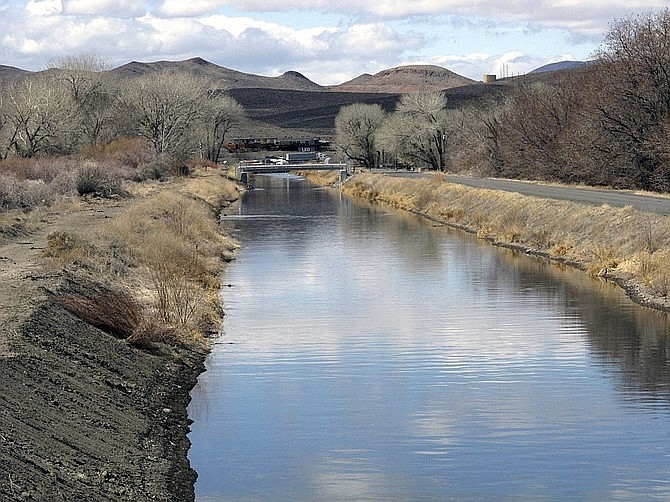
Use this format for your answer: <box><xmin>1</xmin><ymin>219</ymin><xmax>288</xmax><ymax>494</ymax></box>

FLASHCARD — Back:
<box><xmin>0</xmin><ymin>1</ymin><xmax>667</xmax><ymax>85</ymax></box>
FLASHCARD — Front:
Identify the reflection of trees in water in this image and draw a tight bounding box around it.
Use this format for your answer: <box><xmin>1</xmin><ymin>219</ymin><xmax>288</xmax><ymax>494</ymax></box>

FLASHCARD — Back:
<box><xmin>233</xmin><ymin>175</ymin><xmax>670</xmax><ymax>407</ymax></box>
<box><xmin>476</xmin><ymin>246</ymin><xmax>670</xmax><ymax>408</ymax></box>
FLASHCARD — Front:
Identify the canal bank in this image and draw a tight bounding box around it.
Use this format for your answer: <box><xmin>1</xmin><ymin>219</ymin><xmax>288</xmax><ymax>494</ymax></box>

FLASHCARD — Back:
<box><xmin>0</xmin><ymin>169</ymin><xmax>240</xmax><ymax>501</ymax></box>
<box><xmin>303</xmin><ymin>170</ymin><xmax>670</xmax><ymax>313</ymax></box>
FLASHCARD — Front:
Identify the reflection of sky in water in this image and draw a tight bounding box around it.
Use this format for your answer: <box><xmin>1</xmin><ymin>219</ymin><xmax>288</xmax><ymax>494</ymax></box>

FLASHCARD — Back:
<box><xmin>190</xmin><ymin>175</ymin><xmax>670</xmax><ymax>501</ymax></box>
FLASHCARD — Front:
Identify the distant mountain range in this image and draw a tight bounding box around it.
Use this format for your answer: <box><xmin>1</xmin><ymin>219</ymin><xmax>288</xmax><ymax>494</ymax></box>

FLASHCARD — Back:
<box><xmin>107</xmin><ymin>57</ymin><xmax>325</xmax><ymax>92</ymax></box>
<box><xmin>0</xmin><ymin>57</ymin><xmax>592</xmax><ymax>138</ymax></box>
<box><xmin>0</xmin><ymin>57</ymin><xmax>589</xmax><ymax>94</ymax></box>
<box><xmin>0</xmin><ymin>64</ymin><xmax>29</xmax><ymax>81</ymax></box>
<box><xmin>106</xmin><ymin>58</ymin><xmax>477</xmax><ymax>93</ymax></box>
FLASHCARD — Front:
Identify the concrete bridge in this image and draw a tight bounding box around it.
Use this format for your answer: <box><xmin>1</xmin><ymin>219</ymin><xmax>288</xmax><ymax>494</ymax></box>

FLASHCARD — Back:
<box><xmin>236</xmin><ymin>162</ymin><xmax>348</xmax><ymax>184</ymax></box>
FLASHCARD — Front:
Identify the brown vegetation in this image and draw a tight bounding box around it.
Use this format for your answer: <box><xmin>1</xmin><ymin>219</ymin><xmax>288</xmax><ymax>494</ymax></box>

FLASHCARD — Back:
<box><xmin>340</xmin><ymin>173</ymin><xmax>670</xmax><ymax>310</ymax></box>
<box><xmin>329</xmin><ymin>9</ymin><xmax>670</xmax><ymax>195</ymax></box>
<box><xmin>0</xmin><ymin>64</ymin><xmax>244</xmax><ymax>165</ymax></box>
<box><xmin>40</xmin><ymin>171</ymin><xmax>239</xmax><ymax>348</ymax></box>
<box><xmin>0</xmin><ymin>162</ymin><xmax>240</xmax><ymax>500</ymax></box>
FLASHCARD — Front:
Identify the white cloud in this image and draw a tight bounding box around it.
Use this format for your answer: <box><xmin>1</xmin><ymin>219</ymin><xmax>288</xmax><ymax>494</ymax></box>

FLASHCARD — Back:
<box><xmin>61</xmin><ymin>0</ymin><xmax>145</xmax><ymax>17</ymax></box>
<box><xmin>196</xmin><ymin>15</ymin><xmax>416</xmax><ymax>81</ymax></box>
<box><xmin>26</xmin><ymin>0</ymin><xmax>61</xmax><ymax>16</ymax></box>
<box><xmin>208</xmin><ymin>0</ymin><xmax>668</xmax><ymax>39</ymax></box>
<box><xmin>201</xmin><ymin>14</ymin><xmax>302</xmax><ymax>38</ymax></box>
<box><xmin>157</xmin><ymin>0</ymin><xmax>221</xmax><ymax>17</ymax></box>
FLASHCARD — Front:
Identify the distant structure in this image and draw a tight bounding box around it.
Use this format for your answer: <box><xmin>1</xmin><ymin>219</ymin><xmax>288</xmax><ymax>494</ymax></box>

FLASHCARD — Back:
<box><xmin>483</xmin><ymin>74</ymin><xmax>497</xmax><ymax>83</ymax></box>
<box><xmin>224</xmin><ymin>137</ymin><xmax>330</xmax><ymax>153</ymax></box>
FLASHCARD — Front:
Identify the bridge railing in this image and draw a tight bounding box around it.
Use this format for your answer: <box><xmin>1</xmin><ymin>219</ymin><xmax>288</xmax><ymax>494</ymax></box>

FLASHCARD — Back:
<box><xmin>236</xmin><ymin>162</ymin><xmax>348</xmax><ymax>176</ymax></box>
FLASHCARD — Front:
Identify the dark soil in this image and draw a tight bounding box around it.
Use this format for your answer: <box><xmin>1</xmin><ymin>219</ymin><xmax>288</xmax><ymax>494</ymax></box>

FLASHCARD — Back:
<box><xmin>0</xmin><ymin>191</ymin><xmax>215</xmax><ymax>501</ymax></box>
<box><xmin>228</xmin><ymin>84</ymin><xmax>505</xmax><ymax>137</ymax></box>
<box><xmin>0</xmin><ymin>271</ymin><xmax>208</xmax><ymax>501</ymax></box>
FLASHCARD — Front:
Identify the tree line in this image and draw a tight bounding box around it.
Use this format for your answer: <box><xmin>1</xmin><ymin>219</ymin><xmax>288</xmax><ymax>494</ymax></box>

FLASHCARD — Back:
<box><xmin>0</xmin><ymin>54</ymin><xmax>243</xmax><ymax>166</ymax></box>
<box><xmin>335</xmin><ymin>9</ymin><xmax>670</xmax><ymax>193</ymax></box>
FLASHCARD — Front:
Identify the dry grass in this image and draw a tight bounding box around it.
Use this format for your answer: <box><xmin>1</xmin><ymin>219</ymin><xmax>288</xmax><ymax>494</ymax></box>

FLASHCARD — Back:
<box><xmin>100</xmin><ymin>173</ymin><xmax>239</xmax><ymax>337</ymax></box>
<box><xmin>42</xmin><ymin>231</ymin><xmax>95</xmax><ymax>265</ymax></box>
<box><xmin>53</xmin><ymin>288</ymin><xmax>143</xmax><ymax>340</ymax></box>
<box><xmin>40</xmin><ymin>169</ymin><xmax>241</xmax><ymax>347</ymax></box>
<box><xmin>177</xmin><ymin>168</ymin><xmax>241</xmax><ymax>209</ymax></box>
<box><xmin>341</xmin><ymin>173</ymin><xmax>670</xmax><ymax>304</ymax></box>
<box><xmin>125</xmin><ymin>317</ymin><xmax>183</xmax><ymax>349</ymax></box>
<box><xmin>295</xmin><ymin>169</ymin><xmax>342</xmax><ymax>186</ymax></box>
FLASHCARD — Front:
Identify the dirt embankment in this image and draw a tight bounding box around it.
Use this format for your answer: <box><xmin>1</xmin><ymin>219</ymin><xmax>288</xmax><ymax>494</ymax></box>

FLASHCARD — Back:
<box><xmin>0</xmin><ymin>169</ymin><xmax>240</xmax><ymax>501</ymax></box>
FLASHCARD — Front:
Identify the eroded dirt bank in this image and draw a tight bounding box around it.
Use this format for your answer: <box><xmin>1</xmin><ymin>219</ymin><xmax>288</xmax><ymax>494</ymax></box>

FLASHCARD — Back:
<box><xmin>0</xmin><ymin>169</ymin><xmax>240</xmax><ymax>501</ymax></box>
<box><xmin>1</xmin><ymin>297</ymin><xmax>208</xmax><ymax>500</ymax></box>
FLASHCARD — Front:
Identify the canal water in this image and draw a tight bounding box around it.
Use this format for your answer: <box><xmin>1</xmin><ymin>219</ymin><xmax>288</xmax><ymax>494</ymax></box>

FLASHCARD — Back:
<box><xmin>188</xmin><ymin>174</ymin><xmax>670</xmax><ymax>501</ymax></box>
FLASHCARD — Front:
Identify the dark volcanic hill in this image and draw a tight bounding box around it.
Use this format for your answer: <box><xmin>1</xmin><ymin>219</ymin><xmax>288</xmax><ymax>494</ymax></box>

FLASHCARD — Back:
<box><xmin>330</xmin><ymin>65</ymin><xmax>476</xmax><ymax>93</ymax></box>
<box><xmin>530</xmin><ymin>60</ymin><xmax>593</xmax><ymax>74</ymax></box>
<box><xmin>107</xmin><ymin>57</ymin><xmax>324</xmax><ymax>92</ymax></box>
<box><xmin>228</xmin><ymin>88</ymin><xmax>400</xmax><ymax>136</ymax></box>
<box><xmin>228</xmin><ymin>82</ymin><xmax>505</xmax><ymax>137</ymax></box>
<box><xmin>0</xmin><ymin>65</ymin><xmax>29</xmax><ymax>81</ymax></box>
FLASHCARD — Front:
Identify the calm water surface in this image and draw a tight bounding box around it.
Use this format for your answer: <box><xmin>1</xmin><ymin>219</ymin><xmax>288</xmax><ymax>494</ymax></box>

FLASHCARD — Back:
<box><xmin>188</xmin><ymin>174</ymin><xmax>670</xmax><ymax>501</ymax></box>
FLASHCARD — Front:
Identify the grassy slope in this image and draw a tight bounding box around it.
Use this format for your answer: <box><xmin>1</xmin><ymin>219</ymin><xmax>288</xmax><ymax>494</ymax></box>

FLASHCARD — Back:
<box><xmin>321</xmin><ymin>172</ymin><xmax>670</xmax><ymax>312</ymax></box>
<box><xmin>0</xmin><ymin>168</ymin><xmax>241</xmax><ymax>501</ymax></box>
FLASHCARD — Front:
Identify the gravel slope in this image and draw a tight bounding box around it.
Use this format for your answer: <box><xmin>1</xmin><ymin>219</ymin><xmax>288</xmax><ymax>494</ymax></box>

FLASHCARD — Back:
<box><xmin>0</xmin><ymin>196</ymin><xmax>211</xmax><ymax>501</ymax></box>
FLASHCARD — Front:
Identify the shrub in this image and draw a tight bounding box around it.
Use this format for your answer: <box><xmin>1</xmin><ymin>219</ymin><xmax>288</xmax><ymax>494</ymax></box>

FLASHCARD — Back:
<box><xmin>0</xmin><ymin>157</ymin><xmax>35</xmax><ymax>180</ymax></box>
<box><xmin>578</xmin><ymin>246</ymin><xmax>618</xmax><ymax>277</ymax></box>
<box><xmin>141</xmin><ymin>226</ymin><xmax>208</xmax><ymax>327</ymax></box>
<box><xmin>42</xmin><ymin>231</ymin><xmax>93</xmax><ymax>265</ymax></box>
<box><xmin>650</xmin><ymin>275</ymin><xmax>670</xmax><ymax>297</ymax></box>
<box><xmin>0</xmin><ymin>175</ymin><xmax>58</xmax><ymax>210</ymax></box>
<box><xmin>135</xmin><ymin>159</ymin><xmax>173</xmax><ymax>181</ymax></box>
<box><xmin>75</xmin><ymin>161</ymin><xmax>126</xmax><ymax>197</ymax></box>
<box><xmin>52</xmin><ymin>287</ymin><xmax>143</xmax><ymax>339</ymax></box>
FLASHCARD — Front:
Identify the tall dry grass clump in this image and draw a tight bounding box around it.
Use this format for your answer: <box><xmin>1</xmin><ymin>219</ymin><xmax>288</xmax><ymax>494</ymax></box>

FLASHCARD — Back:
<box><xmin>341</xmin><ymin>173</ymin><xmax>670</xmax><ymax>307</ymax></box>
<box><xmin>101</xmin><ymin>186</ymin><xmax>238</xmax><ymax>343</ymax></box>
<box><xmin>177</xmin><ymin>172</ymin><xmax>241</xmax><ymax>210</ymax></box>
<box><xmin>52</xmin><ymin>288</ymin><xmax>143</xmax><ymax>340</ymax></box>
<box><xmin>41</xmin><ymin>170</ymin><xmax>240</xmax><ymax>348</ymax></box>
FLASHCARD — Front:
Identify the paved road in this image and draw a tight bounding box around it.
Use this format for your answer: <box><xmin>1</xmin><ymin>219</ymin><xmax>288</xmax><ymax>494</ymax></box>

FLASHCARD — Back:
<box><xmin>380</xmin><ymin>171</ymin><xmax>670</xmax><ymax>215</ymax></box>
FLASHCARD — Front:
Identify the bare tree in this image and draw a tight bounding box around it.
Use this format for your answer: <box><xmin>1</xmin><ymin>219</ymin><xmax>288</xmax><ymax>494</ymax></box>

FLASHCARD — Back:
<box><xmin>47</xmin><ymin>53</ymin><xmax>116</xmax><ymax>146</ymax></box>
<box><xmin>200</xmin><ymin>92</ymin><xmax>243</xmax><ymax>164</ymax></box>
<box><xmin>120</xmin><ymin>70</ymin><xmax>208</xmax><ymax>162</ymax></box>
<box><xmin>2</xmin><ymin>74</ymin><xmax>76</xmax><ymax>157</ymax></box>
<box><xmin>0</xmin><ymin>90</ymin><xmax>9</xmax><ymax>160</ymax></box>
<box><xmin>593</xmin><ymin>8</ymin><xmax>670</xmax><ymax>191</ymax></box>
<box><xmin>335</xmin><ymin>103</ymin><xmax>386</xmax><ymax>170</ymax></box>
<box><xmin>381</xmin><ymin>91</ymin><xmax>451</xmax><ymax>171</ymax></box>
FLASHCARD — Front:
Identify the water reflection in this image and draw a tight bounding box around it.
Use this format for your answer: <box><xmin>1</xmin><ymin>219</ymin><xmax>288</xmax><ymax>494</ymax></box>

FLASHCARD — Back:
<box><xmin>189</xmin><ymin>174</ymin><xmax>670</xmax><ymax>500</ymax></box>
<box><xmin>490</xmin><ymin>249</ymin><xmax>670</xmax><ymax>407</ymax></box>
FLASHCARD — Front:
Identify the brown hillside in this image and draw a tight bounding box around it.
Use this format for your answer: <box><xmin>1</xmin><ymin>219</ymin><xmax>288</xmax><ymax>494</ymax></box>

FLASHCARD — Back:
<box><xmin>330</xmin><ymin>65</ymin><xmax>475</xmax><ymax>93</ymax></box>
<box><xmin>0</xmin><ymin>65</ymin><xmax>29</xmax><ymax>81</ymax></box>
<box><xmin>107</xmin><ymin>57</ymin><xmax>324</xmax><ymax>91</ymax></box>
